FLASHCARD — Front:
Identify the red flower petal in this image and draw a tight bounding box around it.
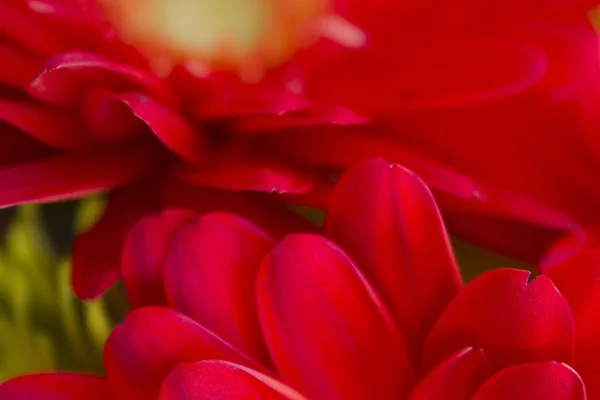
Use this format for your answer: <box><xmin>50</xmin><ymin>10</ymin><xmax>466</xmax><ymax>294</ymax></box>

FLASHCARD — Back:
<box><xmin>422</xmin><ymin>268</ymin><xmax>575</xmax><ymax>370</ymax></box>
<box><xmin>121</xmin><ymin>208</ymin><xmax>195</xmax><ymax>309</ymax></box>
<box><xmin>159</xmin><ymin>361</ymin><xmax>307</xmax><ymax>400</ymax></box>
<box><xmin>28</xmin><ymin>52</ymin><xmax>173</xmax><ymax>107</ymax></box>
<box><xmin>81</xmin><ymin>88</ymin><xmax>148</xmax><ymax>144</ymax></box>
<box><xmin>160</xmin><ymin>181</ymin><xmax>316</xmax><ymax>240</ymax></box>
<box><xmin>164</xmin><ymin>212</ymin><xmax>274</xmax><ymax>364</ymax></box>
<box><xmin>0</xmin><ymin>2</ymin><xmax>63</xmax><ymax>57</ymax></box>
<box><xmin>257</xmin><ymin>234</ymin><xmax>415</xmax><ymax>400</ymax></box>
<box><xmin>472</xmin><ymin>362</ymin><xmax>586</xmax><ymax>400</ymax></box>
<box><xmin>259</xmin><ymin>126</ymin><xmax>484</xmax><ymax>200</ymax></box>
<box><xmin>72</xmin><ymin>174</ymin><xmax>161</xmax><ymax>300</ymax></box>
<box><xmin>174</xmin><ymin>158</ymin><xmax>313</xmax><ymax>194</ymax></box>
<box><xmin>545</xmin><ymin>250</ymin><xmax>600</xmax><ymax>399</ymax></box>
<box><xmin>539</xmin><ymin>228</ymin><xmax>598</xmax><ymax>272</ymax></box>
<box><xmin>0</xmin><ymin>373</ymin><xmax>114</xmax><ymax>400</ymax></box>
<box><xmin>118</xmin><ymin>93</ymin><xmax>207</xmax><ymax>164</ymax></box>
<box><xmin>0</xmin><ymin>99</ymin><xmax>88</xmax><ymax>150</ymax></box>
<box><xmin>326</xmin><ymin>158</ymin><xmax>461</xmax><ymax>358</ymax></box>
<box><xmin>307</xmin><ymin>37</ymin><xmax>546</xmax><ymax>114</ymax></box>
<box><xmin>409</xmin><ymin>348</ymin><xmax>492</xmax><ymax>400</ymax></box>
<box><xmin>0</xmin><ymin>143</ymin><xmax>158</xmax><ymax>209</ymax></box>
<box><xmin>0</xmin><ymin>127</ymin><xmax>51</xmax><ymax>166</ymax></box>
<box><xmin>231</xmin><ymin>105</ymin><xmax>368</xmax><ymax>135</ymax></box>
<box><xmin>0</xmin><ymin>42</ymin><xmax>40</xmax><ymax>88</ymax></box>
<box><xmin>104</xmin><ymin>307</ymin><xmax>261</xmax><ymax>400</ymax></box>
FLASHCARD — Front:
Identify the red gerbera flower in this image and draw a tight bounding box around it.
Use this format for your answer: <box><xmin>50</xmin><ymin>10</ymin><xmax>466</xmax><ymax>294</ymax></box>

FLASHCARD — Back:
<box><xmin>1</xmin><ymin>158</ymin><xmax>599</xmax><ymax>399</ymax></box>
<box><xmin>2</xmin><ymin>0</ymin><xmax>599</xmax><ymax>298</ymax></box>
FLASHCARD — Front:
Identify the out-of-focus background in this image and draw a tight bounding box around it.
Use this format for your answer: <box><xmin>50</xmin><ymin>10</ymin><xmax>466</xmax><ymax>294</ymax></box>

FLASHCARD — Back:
<box><xmin>0</xmin><ymin>199</ymin><xmax>532</xmax><ymax>380</ymax></box>
<box><xmin>0</xmin><ymin>198</ymin><xmax>127</xmax><ymax>380</ymax></box>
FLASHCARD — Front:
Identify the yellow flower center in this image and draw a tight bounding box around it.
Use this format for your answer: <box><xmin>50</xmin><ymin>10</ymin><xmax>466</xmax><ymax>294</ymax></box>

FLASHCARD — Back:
<box><xmin>100</xmin><ymin>0</ymin><xmax>365</xmax><ymax>80</ymax></box>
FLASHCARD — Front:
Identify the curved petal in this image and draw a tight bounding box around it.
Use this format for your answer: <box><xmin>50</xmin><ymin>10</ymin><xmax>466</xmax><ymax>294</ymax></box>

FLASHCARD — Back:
<box><xmin>231</xmin><ymin>105</ymin><xmax>368</xmax><ymax>135</ymax></box>
<box><xmin>118</xmin><ymin>93</ymin><xmax>207</xmax><ymax>164</ymax></box>
<box><xmin>160</xmin><ymin>181</ymin><xmax>317</xmax><ymax>240</ymax></box>
<box><xmin>174</xmin><ymin>158</ymin><xmax>313</xmax><ymax>194</ymax></box>
<box><xmin>326</xmin><ymin>158</ymin><xmax>461</xmax><ymax>358</ymax></box>
<box><xmin>0</xmin><ymin>144</ymin><xmax>158</xmax><ymax>209</ymax></box>
<box><xmin>72</xmin><ymin>175</ymin><xmax>161</xmax><ymax>300</ymax></box>
<box><xmin>0</xmin><ymin>126</ymin><xmax>51</xmax><ymax>166</ymax></box>
<box><xmin>422</xmin><ymin>268</ymin><xmax>575</xmax><ymax>370</ymax></box>
<box><xmin>164</xmin><ymin>212</ymin><xmax>274</xmax><ymax>364</ymax></box>
<box><xmin>257</xmin><ymin>234</ymin><xmax>415</xmax><ymax>400</ymax></box>
<box><xmin>539</xmin><ymin>228</ymin><xmax>599</xmax><ymax>272</ymax></box>
<box><xmin>0</xmin><ymin>2</ymin><xmax>63</xmax><ymax>57</ymax></box>
<box><xmin>259</xmin><ymin>125</ymin><xmax>485</xmax><ymax>200</ymax></box>
<box><xmin>81</xmin><ymin>88</ymin><xmax>148</xmax><ymax>144</ymax></box>
<box><xmin>306</xmin><ymin>36</ymin><xmax>546</xmax><ymax>114</ymax></box>
<box><xmin>545</xmin><ymin>250</ymin><xmax>600</xmax><ymax>398</ymax></box>
<box><xmin>0</xmin><ymin>373</ymin><xmax>114</xmax><ymax>400</ymax></box>
<box><xmin>159</xmin><ymin>361</ymin><xmax>307</xmax><ymax>400</ymax></box>
<box><xmin>121</xmin><ymin>208</ymin><xmax>196</xmax><ymax>309</ymax></box>
<box><xmin>409</xmin><ymin>348</ymin><xmax>492</xmax><ymax>400</ymax></box>
<box><xmin>104</xmin><ymin>307</ymin><xmax>261</xmax><ymax>400</ymax></box>
<box><xmin>0</xmin><ymin>99</ymin><xmax>88</xmax><ymax>151</ymax></box>
<box><xmin>0</xmin><ymin>42</ymin><xmax>40</xmax><ymax>88</ymax></box>
<box><xmin>28</xmin><ymin>52</ymin><xmax>173</xmax><ymax>107</ymax></box>
<box><xmin>472</xmin><ymin>362</ymin><xmax>587</xmax><ymax>400</ymax></box>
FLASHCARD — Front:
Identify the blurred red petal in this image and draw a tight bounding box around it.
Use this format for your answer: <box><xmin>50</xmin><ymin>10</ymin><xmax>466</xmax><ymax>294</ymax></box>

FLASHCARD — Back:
<box><xmin>0</xmin><ymin>373</ymin><xmax>114</xmax><ymax>400</ymax></box>
<box><xmin>28</xmin><ymin>52</ymin><xmax>173</xmax><ymax>106</ymax></box>
<box><xmin>174</xmin><ymin>158</ymin><xmax>313</xmax><ymax>194</ymax></box>
<box><xmin>0</xmin><ymin>99</ymin><xmax>88</xmax><ymax>150</ymax></box>
<box><xmin>0</xmin><ymin>126</ymin><xmax>51</xmax><ymax>166</ymax></box>
<box><xmin>545</xmin><ymin>250</ymin><xmax>600</xmax><ymax>398</ymax></box>
<box><xmin>326</xmin><ymin>159</ymin><xmax>461</xmax><ymax>358</ymax></box>
<box><xmin>307</xmin><ymin>37</ymin><xmax>546</xmax><ymax>114</ymax></box>
<box><xmin>160</xmin><ymin>182</ymin><xmax>316</xmax><ymax>240</ymax></box>
<box><xmin>104</xmin><ymin>307</ymin><xmax>261</xmax><ymax>400</ymax></box>
<box><xmin>257</xmin><ymin>234</ymin><xmax>415</xmax><ymax>400</ymax></box>
<box><xmin>260</xmin><ymin>126</ymin><xmax>484</xmax><ymax>200</ymax></box>
<box><xmin>0</xmin><ymin>1</ymin><xmax>63</xmax><ymax>57</ymax></box>
<box><xmin>0</xmin><ymin>43</ymin><xmax>40</xmax><ymax>87</ymax></box>
<box><xmin>423</xmin><ymin>268</ymin><xmax>575</xmax><ymax>370</ymax></box>
<box><xmin>164</xmin><ymin>212</ymin><xmax>274</xmax><ymax>364</ymax></box>
<box><xmin>159</xmin><ymin>361</ymin><xmax>307</xmax><ymax>400</ymax></box>
<box><xmin>119</xmin><ymin>93</ymin><xmax>207</xmax><ymax>163</ymax></box>
<box><xmin>539</xmin><ymin>228</ymin><xmax>598</xmax><ymax>272</ymax></box>
<box><xmin>72</xmin><ymin>174</ymin><xmax>161</xmax><ymax>299</ymax></box>
<box><xmin>121</xmin><ymin>208</ymin><xmax>195</xmax><ymax>309</ymax></box>
<box><xmin>472</xmin><ymin>362</ymin><xmax>586</xmax><ymax>400</ymax></box>
<box><xmin>409</xmin><ymin>348</ymin><xmax>492</xmax><ymax>400</ymax></box>
<box><xmin>81</xmin><ymin>88</ymin><xmax>147</xmax><ymax>143</ymax></box>
<box><xmin>232</xmin><ymin>105</ymin><xmax>368</xmax><ymax>135</ymax></box>
<box><xmin>0</xmin><ymin>143</ymin><xmax>158</xmax><ymax>208</ymax></box>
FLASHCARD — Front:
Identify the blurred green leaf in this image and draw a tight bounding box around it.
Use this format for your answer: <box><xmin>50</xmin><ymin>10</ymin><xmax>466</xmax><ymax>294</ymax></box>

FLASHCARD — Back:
<box><xmin>0</xmin><ymin>200</ymin><xmax>124</xmax><ymax>382</ymax></box>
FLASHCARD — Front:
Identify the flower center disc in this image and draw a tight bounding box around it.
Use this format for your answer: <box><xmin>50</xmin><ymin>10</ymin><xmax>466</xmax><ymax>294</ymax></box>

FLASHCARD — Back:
<box><xmin>101</xmin><ymin>0</ymin><xmax>337</xmax><ymax>78</ymax></box>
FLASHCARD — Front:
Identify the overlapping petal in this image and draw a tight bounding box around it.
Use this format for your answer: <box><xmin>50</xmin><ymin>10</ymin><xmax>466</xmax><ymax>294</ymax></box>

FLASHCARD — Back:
<box><xmin>423</xmin><ymin>268</ymin><xmax>575</xmax><ymax>370</ymax></box>
<box><xmin>104</xmin><ymin>307</ymin><xmax>261</xmax><ymax>400</ymax></box>
<box><xmin>545</xmin><ymin>250</ymin><xmax>600</xmax><ymax>398</ymax></box>
<box><xmin>326</xmin><ymin>158</ymin><xmax>461</xmax><ymax>357</ymax></box>
<box><xmin>121</xmin><ymin>208</ymin><xmax>196</xmax><ymax>308</ymax></box>
<box><xmin>257</xmin><ymin>234</ymin><xmax>415</xmax><ymax>400</ymax></box>
<box><xmin>471</xmin><ymin>362</ymin><xmax>586</xmax><ymax>400</ymax></box>
<box><xmin>164</xmin><ymin>212</ymin><xmax>274</xmax><ymax>364</ymax></box>
<box><xmin>409</xmin><ymin>348</ymin><xmax>491</xmax><ymax>400</ymax></box>
<box><xmin>0</xmin><ymin>144</ymin><xmax>159</xmax><ymax>209</ymax></box>
<box><xmin>159</xmin><ymin>361</ymin><xmax>307</xmax><ymax>400</ymax></box>
<box><xmin>72</xmin><ymin>175</ymin><xmax>161</xmax><ymax>299</ymax></box>
<box><xmin>0</xmin><ymin>373</ymin><xmax>114</xmax><ymax>400</ymax></box>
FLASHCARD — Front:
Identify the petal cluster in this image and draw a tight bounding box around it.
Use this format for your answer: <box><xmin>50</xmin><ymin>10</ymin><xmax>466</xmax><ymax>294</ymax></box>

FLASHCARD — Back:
<box><xmin>2</xmin><ymin>158</ymin><xmax>600</xmax><ymax>399</ymax></box>
<box><xmin>2</xmin><ymin>0</ymin><xmax>600</xmax><ymax>298</ymax></box>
